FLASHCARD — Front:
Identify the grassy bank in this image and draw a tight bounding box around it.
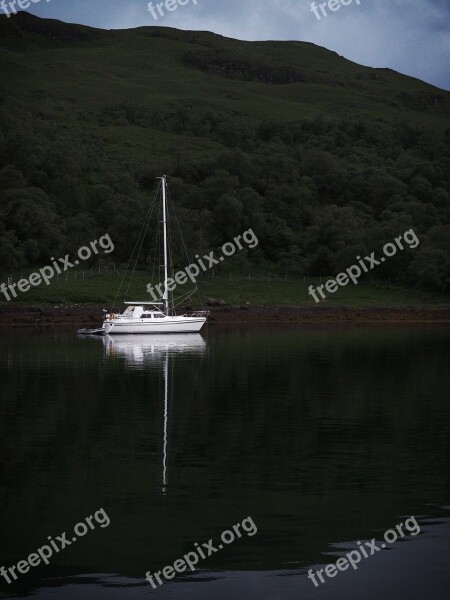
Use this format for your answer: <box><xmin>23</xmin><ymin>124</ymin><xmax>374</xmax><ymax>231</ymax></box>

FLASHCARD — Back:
<box><xmin>0</xmin><ymin>268</ymin><xmax>448</xmax><ymax>308</ymax></box>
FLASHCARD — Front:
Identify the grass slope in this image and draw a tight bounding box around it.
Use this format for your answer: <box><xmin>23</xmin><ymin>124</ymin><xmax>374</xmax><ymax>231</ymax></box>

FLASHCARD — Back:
<box><xmin>0</xmin><ymin>267</ymin><xmax>448</xmax><ymax>308</ymax></box>
<box><xmin>0</xmin><ymin>11</ymin><xmax>448</xmax><ymax>168</ymax></box>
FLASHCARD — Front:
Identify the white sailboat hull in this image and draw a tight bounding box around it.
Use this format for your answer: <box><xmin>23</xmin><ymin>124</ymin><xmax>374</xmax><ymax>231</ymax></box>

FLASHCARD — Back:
<box><xmin>103</xmin><ymin>316</ymin><xmax>206</xmax><ymax>335</ymax></box>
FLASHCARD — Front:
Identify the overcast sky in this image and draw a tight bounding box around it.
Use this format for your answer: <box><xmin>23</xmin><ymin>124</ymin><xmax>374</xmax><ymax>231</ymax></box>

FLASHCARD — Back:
<box><xmin>21</xmin><ymin>0</ymin><xmax>450</xmax><ymax>90</ymax></box>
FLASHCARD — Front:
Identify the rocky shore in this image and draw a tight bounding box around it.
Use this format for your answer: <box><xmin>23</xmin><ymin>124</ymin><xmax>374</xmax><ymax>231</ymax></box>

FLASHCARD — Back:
<box><xmin>1</xmin><ymin>304</ymin><xmax>449</xmax><ymax>326</ymax></box>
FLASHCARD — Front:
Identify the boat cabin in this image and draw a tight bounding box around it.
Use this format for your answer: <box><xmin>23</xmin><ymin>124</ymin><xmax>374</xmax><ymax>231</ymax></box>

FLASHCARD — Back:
<box><xmin>121</xmin><ymin>305</ymin><xmax>166</xmax><ymax>319</ymax></box>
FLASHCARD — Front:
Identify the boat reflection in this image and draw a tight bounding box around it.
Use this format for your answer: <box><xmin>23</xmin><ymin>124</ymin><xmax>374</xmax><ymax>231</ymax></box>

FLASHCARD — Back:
<box><xmin>102</xmin><ymin>333</ymin><xmax>207</xmax><ymax>366</ymax></box>
<box><xmin>102</xmin><ymin>334</ymin><xmax>207</xmax><ymax>494</ymax></box>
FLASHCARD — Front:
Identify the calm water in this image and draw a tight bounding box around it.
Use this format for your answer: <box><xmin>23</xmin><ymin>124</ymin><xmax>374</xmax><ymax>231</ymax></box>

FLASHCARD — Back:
<box><xmin>1</xmin><ymin>324</ymin><xmax>449</xmax><ymax>599</ymax></box>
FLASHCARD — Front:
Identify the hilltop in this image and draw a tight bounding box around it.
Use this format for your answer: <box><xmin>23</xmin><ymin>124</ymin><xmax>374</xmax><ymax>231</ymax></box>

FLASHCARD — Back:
<box><xmin>1</xmin><ymin>12</ymin><xmax>447</xmax><ymax>122</ymax></box>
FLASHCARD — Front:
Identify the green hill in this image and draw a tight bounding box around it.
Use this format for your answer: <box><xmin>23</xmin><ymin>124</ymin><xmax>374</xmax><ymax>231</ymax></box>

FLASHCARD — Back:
<box><xmin>0</xmin><ymin>11</ymin><xmax>449</xmax><ymax>297</ymax></box>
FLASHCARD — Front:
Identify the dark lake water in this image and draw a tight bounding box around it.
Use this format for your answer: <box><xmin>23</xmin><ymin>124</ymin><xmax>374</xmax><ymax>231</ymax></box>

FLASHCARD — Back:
<box><xmin>1</xmin><ymin>324</ymin><xmax>449</xmax><ymax>599</ymax></box>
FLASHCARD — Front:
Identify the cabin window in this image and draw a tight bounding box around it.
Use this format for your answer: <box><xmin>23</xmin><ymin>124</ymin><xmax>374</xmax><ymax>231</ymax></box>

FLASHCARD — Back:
<box><xmin>154</xmin><ymin>314</ymin><xmax>164</xmax><ymax>319</ymax></box>
<box><xmin>141</xmin><ymin>313</ymin><xmax>153</xmax><ymax>319</ymax></box>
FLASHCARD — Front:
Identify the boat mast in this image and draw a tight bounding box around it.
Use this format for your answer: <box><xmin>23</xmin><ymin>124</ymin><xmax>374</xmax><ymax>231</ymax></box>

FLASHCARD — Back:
<box><xmin>162</xmin><ymin>175</ymin><xmax>169</xmax><ymax>315</ymax></box>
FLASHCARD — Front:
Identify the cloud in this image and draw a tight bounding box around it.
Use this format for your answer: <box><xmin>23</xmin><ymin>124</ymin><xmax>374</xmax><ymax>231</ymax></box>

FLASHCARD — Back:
<box><xmin>25</xmin><ymin>0</ymin><xmax>450</xmax><ymax>89</ymax></box>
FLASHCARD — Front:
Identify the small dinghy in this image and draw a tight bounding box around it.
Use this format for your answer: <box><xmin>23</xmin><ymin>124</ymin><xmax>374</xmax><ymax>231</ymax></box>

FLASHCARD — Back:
<box><xmin>77</xmin><ymin>327</ymin><xmax>105</xmax><ymax>336</ymax></box>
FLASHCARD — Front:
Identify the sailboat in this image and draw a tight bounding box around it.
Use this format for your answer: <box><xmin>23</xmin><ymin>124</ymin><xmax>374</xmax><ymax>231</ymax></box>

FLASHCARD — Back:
<box><xmin>78</xmin><ymin>176</ymin><xmax>209</xmax><ymax>335</ymax></box>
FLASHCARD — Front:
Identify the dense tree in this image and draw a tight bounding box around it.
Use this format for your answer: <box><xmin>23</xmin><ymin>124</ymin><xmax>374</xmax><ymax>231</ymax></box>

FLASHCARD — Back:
<box><xmin>0</xmin><ymin>104</ymin><xmax>448</xmax><ymax>292</ymax></box>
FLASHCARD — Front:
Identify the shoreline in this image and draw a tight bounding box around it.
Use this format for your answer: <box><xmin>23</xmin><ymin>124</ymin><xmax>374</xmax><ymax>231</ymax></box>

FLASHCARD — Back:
<box><xmin>1</xmin><ymin>304</ymin><xmax>450</xmax><ymax>325</ymax></box>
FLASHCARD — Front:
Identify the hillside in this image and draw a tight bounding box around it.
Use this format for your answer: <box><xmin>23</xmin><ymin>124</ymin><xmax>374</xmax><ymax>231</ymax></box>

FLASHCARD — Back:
<box><xmin>0</xmin><ymin>11</ymin><xmax>449</xmax><ymax>296</ymax></box>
